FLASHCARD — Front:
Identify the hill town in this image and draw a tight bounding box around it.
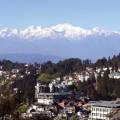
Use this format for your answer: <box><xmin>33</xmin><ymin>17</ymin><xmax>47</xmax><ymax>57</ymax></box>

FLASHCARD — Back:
<box><xmin>0</xmin><ymin>54</ymin><xmax>120</xmax><ymax>120</ymax></box>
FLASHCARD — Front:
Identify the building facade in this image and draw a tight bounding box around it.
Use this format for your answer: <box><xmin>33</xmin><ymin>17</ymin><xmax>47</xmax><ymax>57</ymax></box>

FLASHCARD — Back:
<box><xmin>35</xmin><ymin>82</ymin><xmax>72</xmax><ymax>105</ymax></box>
<box><xmin>90</xmin><ymin>101</ymin><xmax>120</xmax><ymax>120</ymax></box>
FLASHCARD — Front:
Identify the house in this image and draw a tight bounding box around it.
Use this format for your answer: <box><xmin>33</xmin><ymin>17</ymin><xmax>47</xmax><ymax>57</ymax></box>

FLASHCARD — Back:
<box><xmin>27</xmin><ymin>104</ymin><xmax>45</xmax><ymax>113</ymax></box>
<box><xmin>0</xmin><ymin>66</ymin><xmax>3</xmax><ymax>70</ymax></box>
<box><xmin>77</xmin><ymin>74</ymin><xmax>90</xmax><ymax>82</ymax></box>
<box><xmin>25</xmin><ymin>103</ymin><xmax>55</xmax><ymax>119</ymax></box>
<box><xmin>11</xmin><ymin>69</ymin><xmax>19</xmax><ymax>74</ymax></box>
<box><xmin>109</xmin><ymin>72</ymin><xmax>120</xmax><ymax>79</ymax></box>
<box><xmin>103</xmin><ymin>67</ymin><xmax>108</xmax><ymax>71</ymax></box>
<box><xmin>66</xmin><ymin>105</ymin><xmax>75</xmax><ymax>115</ymax></box>
<box><xmin>11</xmin><ymin>74</ymin><xmax>17</xmax><ymax>79</ymax></box>
<box><xmin>90</xmin><ymin>101</ymin><xmax>120</xmax><ymax>120</ymax></box>
<box><xmin>0</xmin><ymin>70</ymin><xmax>3</xmax><ymax>76</ymax></box>
<box><xmin>56</xmin><ymin>77</ymin><xmax>61</xmax><ymax>81</ymax></box>
<box><xmin>63</xmin><ymin>75</ymin><xmax>73</xmax><ymax>81</ymax></box>
<box><xmin>118</xmin><ymin>68</ymin><xmax>120</xmax><ymax>72</ymax></box>
<box><xmin>96</xmin><ymin>68</ymin><xmax>102</xmax><ymax>73</ymax></box>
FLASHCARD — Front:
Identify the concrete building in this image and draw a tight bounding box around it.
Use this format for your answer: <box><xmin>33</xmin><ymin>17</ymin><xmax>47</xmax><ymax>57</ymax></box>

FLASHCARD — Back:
<box><xmin>90</xmin><ymin>101</ymin><xmax>120</xmax><ymax>120</ymax></box>
<box><xmin>35</xmin><ymin>82</ymin><xmax>72</xmax><ymax>105</ymax></box>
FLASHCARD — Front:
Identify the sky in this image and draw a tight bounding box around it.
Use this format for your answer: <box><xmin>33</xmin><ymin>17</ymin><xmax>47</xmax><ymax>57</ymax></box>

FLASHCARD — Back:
<box><xmin>0</xmin><ymin>0</ymin><xmax>120</xmax><ymax>31</ymax></box>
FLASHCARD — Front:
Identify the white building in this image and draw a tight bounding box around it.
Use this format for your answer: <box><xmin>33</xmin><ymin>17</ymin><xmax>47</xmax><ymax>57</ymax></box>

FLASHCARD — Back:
<box><xmin>103</xmin><ymin>67</ymin><xmax>108</xmax><ymax>71</ymax></box>
<box><xmin>36</xmin><ymin>93</ymin><xmax>54</xmax><ymax>105</ymax></box>
<box><xmin>0</xmin><ymin>70</ymin><xmax>3</xmax><ymax>76</ymax></box>
<box><xmin>36</xmin><ymin>92</ymin><xmax>72</xmax><ymax>105</ymax></box>
<box><xmin>63</xmin><ymin>75</ymin><xmax>73</xmax><ymax>81</ymax></box>
<box><xmin>77</xmin><ymin>74</ymin><xmax>90</xmax><ymax>82</ymax></box>
<box><xmin>90</xmin><ymin>101</ymin><xmax>120</xmax><ymax>120</ymax></box>
<box><xmin>109</xmin><ymin>72</ymin><xmax>120</xmax><ymax>79</ymax></box>
<box><xmin>35</xmin><ymin>82</ymin><xmax>72</xmax><ymax>105</ymax></box>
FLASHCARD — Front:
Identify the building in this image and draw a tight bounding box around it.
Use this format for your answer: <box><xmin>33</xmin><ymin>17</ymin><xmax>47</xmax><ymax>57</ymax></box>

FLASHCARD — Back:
<box><xmin>35</xmin><ymin>82</ymin><xmax>72</xmax><ymax>105</ymax></box>
<box><xmin>109</xmin><ymin>72</ymin><xmax>120</xmax><ymax>79</ymax></box>
<box><xmin>0</xmin><ymin>70</ymin><xmax>3</xmax><ymax>76</ymax></box>
<box><xmin>36</xmin><ymin>92</ymin><xmax>72</xmax><ymax>105</ymax></box>
<box><xmin>90</xmin><ymin>101</ymin><xmax>120</xmax><ymax>120</ymax></box>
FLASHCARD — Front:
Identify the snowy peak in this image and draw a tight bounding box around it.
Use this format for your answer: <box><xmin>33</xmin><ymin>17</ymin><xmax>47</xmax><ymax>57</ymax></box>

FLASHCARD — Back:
<box><xmin>0</xmin><ymin>23</ymin><xmax>119</xmax><ymax>40</ymax></box>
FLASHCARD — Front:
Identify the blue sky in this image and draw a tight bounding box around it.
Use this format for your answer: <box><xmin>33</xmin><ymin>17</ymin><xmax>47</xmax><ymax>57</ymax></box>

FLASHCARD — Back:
<box><xmin>0</xmin><ymin>0</ymin><xmax>120</xmax><ymax>30</ymax></box>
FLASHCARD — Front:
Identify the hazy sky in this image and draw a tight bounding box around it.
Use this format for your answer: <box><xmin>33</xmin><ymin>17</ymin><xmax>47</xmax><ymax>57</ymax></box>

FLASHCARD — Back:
<box><xmin>0</xmin><ymin>0</ymin><xmax>120</xmax><ymax>30</ymax></box>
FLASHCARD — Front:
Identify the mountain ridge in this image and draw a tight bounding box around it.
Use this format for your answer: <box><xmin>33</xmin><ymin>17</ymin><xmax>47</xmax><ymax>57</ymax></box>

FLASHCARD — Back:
<box><xmin>1</xmin><ymin>23</ymin><xmax>120</xmax><ymax>59</ymax></box>
<box><xmin>0</xmin><ymin>54</ymin><xmax>62</xmax><ymax>63</ymax></box>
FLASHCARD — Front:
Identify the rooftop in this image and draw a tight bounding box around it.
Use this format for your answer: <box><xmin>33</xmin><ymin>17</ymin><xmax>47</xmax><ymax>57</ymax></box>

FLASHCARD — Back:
<box><xmin>91</xmin><ymin>101</ymin><xmax>120</xmax><ymax>108</ymax></box>
<box><xmin>109</xmin><ymin>72</ymin><xmax>120</xmax><ymax>76</ymax></box>
<box><xmin>38</xmin><ymin>92</ymin><xmax>72</xmax><ymax>96</ymax></box>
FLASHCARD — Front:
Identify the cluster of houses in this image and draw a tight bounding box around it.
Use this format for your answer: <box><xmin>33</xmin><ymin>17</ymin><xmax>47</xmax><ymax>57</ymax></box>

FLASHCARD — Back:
<box><xmin>50</xmin><ymin>67</ymin><xmax>120</xmax><ymax>85</ymax></box>
<box><xmin>23</xmin><ymin>74</ymin><xmax>120</xmax><ymax>120</ymax></box>
<box><xmin>0</xmin><ymin>62</ymin><xmax>120</xmax><ymax>119</ymax></box>
<box><xmin>24</xmin><ymin>80</ymin><xmax>89</xmax><ymax>119</ymax></box>
<box><xmin>0</xmin><ymin>64</ymin><xmax>32</xmax><ymax>86</ymax></box>
<box><xmin>1</xmin><ymin>63</ymin><xmax>120</xmax><ymax>87</ymax></box>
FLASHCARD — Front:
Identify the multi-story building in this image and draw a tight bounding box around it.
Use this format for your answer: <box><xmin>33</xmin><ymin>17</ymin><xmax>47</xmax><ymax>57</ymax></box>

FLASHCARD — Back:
<box><xmin>35</xmin><ymin>82</ymin><xmax>72</xmax><ymax>105</ymax></box>
<box><xmin>90</xmin><ymin>101</ymin><xmax>120</xmax><ymax>120</ymax></box>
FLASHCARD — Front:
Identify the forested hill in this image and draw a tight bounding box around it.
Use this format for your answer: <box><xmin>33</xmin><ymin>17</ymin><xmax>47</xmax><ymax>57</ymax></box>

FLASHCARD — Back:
<box><xmin>0</xmin><ymin>53</ymin><xmax>120</xmax><ymax>101</ymax></box>
<box><xmin>40</xmin><ymin>53</ymin><xmax>120</xmax><ymax>76</ymax></box>
<box><xmin>1</xmin><ymin>53</ymin><xmax>120</xmax><ymax>74</ymax></box>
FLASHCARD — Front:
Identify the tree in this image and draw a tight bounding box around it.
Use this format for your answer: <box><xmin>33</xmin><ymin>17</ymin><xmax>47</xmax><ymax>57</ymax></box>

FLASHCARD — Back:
<box><xmin>16</xmin><ymin>104</ymin><xmax>28</xmax><ymax>113</ymax></box>
<box><xmin>37</xmin><ymin>73</ymin><xmax>55</xmax><ymax>84</ymax></box>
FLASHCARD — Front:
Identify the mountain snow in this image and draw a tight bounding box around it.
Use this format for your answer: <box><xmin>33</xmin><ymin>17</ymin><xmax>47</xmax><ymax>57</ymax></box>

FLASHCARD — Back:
<box><xmin>0</xmin><ymin>23</ymin><xmax>120</xmax><ymax>59</ymax></box>
<box><xmin>0</xmin><ymin>23</ymin><xmax>118</xmax><ymax>40</ymax></box>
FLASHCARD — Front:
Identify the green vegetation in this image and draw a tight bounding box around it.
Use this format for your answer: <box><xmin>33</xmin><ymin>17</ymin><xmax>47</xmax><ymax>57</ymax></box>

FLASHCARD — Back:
<box><xmin>70</xmin><ymin>114</ymin><xmax>80</xmax><ymax>120</ymax></box>
<box><xmin>17</xmin><ymin>104</ymin><xmax>28</xmax><ymax>113</ymax></box>
<box><xmin>57</xmin><ymin>114</ymin><xmax>79</xmax><ymax>120</ymax></box>
<box><xmin>0</xmin><ymin>76</ymin><xmax>5</xmax><ymax>84</ymax></box>
<box><xmin>97</xmin><ymin>70</ymin><xmax>120</xmax><ymax>99</ymax></box>
<box><xmin>37</xmin><ymin>73</ymin><xmax>55</xmax><ymax>83</ymax></box>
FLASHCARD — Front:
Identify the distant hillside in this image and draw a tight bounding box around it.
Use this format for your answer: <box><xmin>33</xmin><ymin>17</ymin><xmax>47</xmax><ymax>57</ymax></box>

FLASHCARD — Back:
<box><xmin>0</xmin><ymin>54</ymin><xmax>62</xmax><ymax>63</ymax></box>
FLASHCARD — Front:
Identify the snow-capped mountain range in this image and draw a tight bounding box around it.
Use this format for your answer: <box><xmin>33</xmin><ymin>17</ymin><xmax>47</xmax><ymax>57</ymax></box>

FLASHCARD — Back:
<box><xmin>0</xmin><ymin>23</ymin><xmax>119</xmax><ymax>40</ymax></box>
<box><xmin>0</xmin><ymin>23</ymin><xmax>120</xmax><ymax>60</ymax></box>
